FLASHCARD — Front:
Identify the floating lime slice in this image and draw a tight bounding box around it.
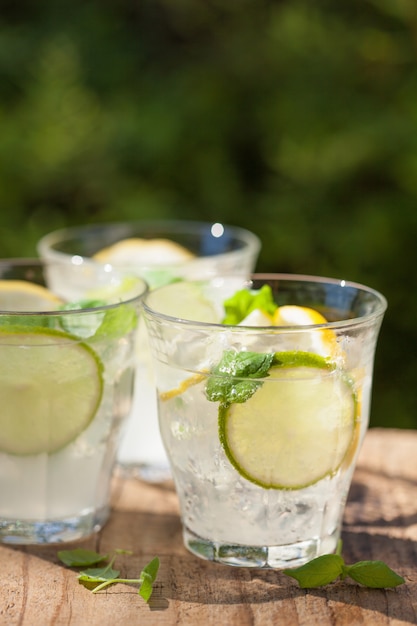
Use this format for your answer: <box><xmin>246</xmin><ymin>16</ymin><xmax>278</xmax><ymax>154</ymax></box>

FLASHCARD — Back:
<box><xmin>0</xmin><ymin>327</ymin><xmax>103</xmax><ymax>455</ymax></box>
<box><xmin>219</xmin><ymin>351</ymin><xmax>357</xmax><ymax>490</ymax></box>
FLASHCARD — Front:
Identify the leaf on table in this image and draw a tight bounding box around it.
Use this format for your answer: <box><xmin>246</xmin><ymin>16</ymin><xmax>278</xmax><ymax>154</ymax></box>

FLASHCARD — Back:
<box><xmin>284</xmin><ymin>554</ymin><xmax>345</xmax><ymax>588</ymax></box>
<box><xmin>57</xmin><ymin>548</ymin><xmax>109</xmax><ymax>567</ymax></box>
<box><xmin>346</xmin><ymin>561</ymin><xmax>405</xmax><ymax>588</ymax></box>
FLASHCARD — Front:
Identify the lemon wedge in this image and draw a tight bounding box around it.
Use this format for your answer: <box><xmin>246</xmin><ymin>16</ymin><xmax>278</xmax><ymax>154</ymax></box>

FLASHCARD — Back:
<box><xmin>273</xmin><ymin>305</ymin><xmax>338</xmax><ymax>357</ymax></box>
<box><xmin>273</xmin><ymin>305</ymin><xmax>328</xmax><ymax>326</ymax></box>
<box><xmin>93</xmin><ymin>238</ymin><xmax>195</xmax><ymax>265</ymax></box>
<box><xmin>239</xmin><ymin>309</ymin><xmax>274</xmax><ymax>326</ymax></box>
<box><xmin>0</xmin><ymin>280</ymin><xmax>62</xmax><ymax>311</ymax></box>
<box><xmin>219</xmin><ymin>351</ymin><xmax>358</xmax><ymax>490</ymax></box>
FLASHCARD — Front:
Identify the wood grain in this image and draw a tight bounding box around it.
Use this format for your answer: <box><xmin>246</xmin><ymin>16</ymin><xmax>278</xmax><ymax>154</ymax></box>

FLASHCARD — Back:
<box><xmin>1</xmin><ymin>428</ymin><xmax>416</xmax><ymax>626</ymax></box>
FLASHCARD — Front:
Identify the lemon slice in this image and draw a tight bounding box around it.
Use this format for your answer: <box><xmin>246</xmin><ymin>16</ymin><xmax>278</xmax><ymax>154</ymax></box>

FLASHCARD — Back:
<box><xmin>92</xmin><ymin>238</ymin><xmax>195</xmax><ymax>265</ymax></box>
<box><xmin>273</xmin><ymin>305</ymin><xmax>328</xmax><ymax>326</ymax></box>
<box><xmin>160</xmin><ymin>372</ymin><xmax>207</xmax><ymax>401</ymax></box>
<box><xmin>273</xmin><ymin>305</ymin><xmax>338</xmax><ymax>357</ymax></box>
<box><xmin>0</xmin><ymin>328</ymin><xmax>103</xmax><ymax>455</ymax></box>
<box><xmin>0</xmin><ymin>280</ymin><xmax>62</xmax><ymax>311</ymax></box>
<box><xmin>239</xmin><ymin>309</ymin><xmax>274</xmax><ymax>326</ymax></box>
<box><xmin>219</xmin><ymin>351</ymin><xmax>357</xmax><ymax>490</ymax></box>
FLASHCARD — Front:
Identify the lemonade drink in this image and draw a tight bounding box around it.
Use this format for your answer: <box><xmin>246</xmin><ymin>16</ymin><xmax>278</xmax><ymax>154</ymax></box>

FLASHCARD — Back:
<box><xmin>143</xmin><ymin>275</ymin><xmax>386</xmax><ymax>568</ymax></box>
<box><xmin>0</xmin><ymin>260</ymin><xmax>147</xmax><ymax>544</ymax></box>
<box><xmin>38</xmin><ymin>220</ymin><xmax>261</xmax><ymax>481</ymax></box>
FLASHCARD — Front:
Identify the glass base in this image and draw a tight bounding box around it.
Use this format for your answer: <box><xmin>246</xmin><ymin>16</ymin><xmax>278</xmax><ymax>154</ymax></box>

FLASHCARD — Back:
<box><xmin>0</xmin><ymin>506</ymin><xmax>109</xmax><ymax>545</ymax></box>
<box><xmin>116</xmin><ymin>460</ymin><xmax>172</xmax><ymax>484</ymax></box>
<box><xmin>183</xmin><ymin>526</ymin><xmax>339</xmax><ymax>569</ymax></box>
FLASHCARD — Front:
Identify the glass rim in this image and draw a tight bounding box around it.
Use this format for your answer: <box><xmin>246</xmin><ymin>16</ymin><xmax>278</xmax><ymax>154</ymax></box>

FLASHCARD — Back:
<box><xmin>142</xmin><ymin>272</ymin><xmax>387</xmax><ymax>331</ymax></box>
<box><xmin>37</xmin><ymin>219</ymin><xmax>261</xmax><ymax>262</ymax></box>
<box><xmin>0</xmin><ymin>257</ymin><xmax>148</xmax><ymax>315</ymax></box>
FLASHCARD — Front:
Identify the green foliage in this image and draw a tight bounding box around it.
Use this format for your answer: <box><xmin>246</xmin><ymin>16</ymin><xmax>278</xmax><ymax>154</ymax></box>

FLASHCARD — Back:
<box><xmin>0</xmin><ymin>0</ymin><xmax>416</xmax><ymax>427</ymax></box>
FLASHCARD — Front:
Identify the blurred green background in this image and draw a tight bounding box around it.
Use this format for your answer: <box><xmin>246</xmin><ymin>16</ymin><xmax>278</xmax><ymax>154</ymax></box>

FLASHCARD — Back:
<box><xmin>0</xmin><ymin>0</ymin><xmax>416</xmax><ymax>429</ymax></box>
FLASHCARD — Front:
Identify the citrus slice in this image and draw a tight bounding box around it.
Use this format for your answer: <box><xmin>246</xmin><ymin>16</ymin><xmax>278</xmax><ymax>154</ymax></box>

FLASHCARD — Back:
<box><xmin>273</xmin><ymin>305</ymin><xmax>338</xmax><ymax>357</ymax></box>
<box><xmin>219</xmin><ymin>351</ymin><xmax>357</xmax><ymax>490</ymax></box>
<box><xmin>160</xmin><ymin>372</ymin><xmax>207</xmax><ymax>401</ymax></box>
<box><xmin>0</xmin><ymin>280</ymin><xmax>62</xmax><ymax>311</ymax></box>
<box><xmin>0</xmin><ymin>327</ymin><xmax>103</xmax><ymax>455</ymax></box>
<box><xmin>239</xmin><ymin>308</ymin><xmax>274</xmax><ymax>326</ymax></box>
<box><xmin>92</xmin><ymin>238</ymin><xmax>195</xmax><ymax>265</ymax></box>
<box><xmin>273</xmin><ymin>305</ymin><xmax>328</xmax><ymax>327</ymax></box>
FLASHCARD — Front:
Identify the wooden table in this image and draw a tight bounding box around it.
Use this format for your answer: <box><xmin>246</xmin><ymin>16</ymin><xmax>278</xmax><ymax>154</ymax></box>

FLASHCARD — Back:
<box><xmin>1</xmin><ymin>428</ymin><xmax>417</xmax><ymax>626</ymax></box>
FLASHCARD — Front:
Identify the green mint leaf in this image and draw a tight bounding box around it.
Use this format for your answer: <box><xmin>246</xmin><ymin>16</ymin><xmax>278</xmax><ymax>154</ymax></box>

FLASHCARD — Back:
<box><xmin>59</xmin><ymin>299</ymin><xmax>138</xmax><ymax>340</ymax></box>
<box><xmin>283</xmin><ymin>554</ymin><xmax>345</xmax><ymax>588</ymax></box>
<box><xmin>60</xmin><ymin>299</ymin><xmax>104</xmax><ymax>312</ymax></box>
<box><xmin>142</xmin><ymin>269</ymin><xmax>181</xmax><ymax>289</ymax></box>
<box><xmin>141</xmin><ymin>556</ymin><xmax>160</xmax><ymax>582</ymax></box>
<box><xmin>78</xmin><ymin>566</ymin><xmax>120</xmax><ymax>582</ymax></box>
<box><xmin>58</xmin><ymin>300</ymin><xmax>106</xmax><ymax>338</ymax></box>
<box><xmin>58</xmin><ymin>549</ymin><xmax>160</xmax><ymax>602</ymax></box>
<box><xmin>205</xmin><ymin>350</ymin><xmax>274</xmax><ymax>404</ymax></box>
<box><xmin>222</xmin><ymin>285</ymin><xmax>277</xmax><ymax>324</ymax></box>
<box><xmin>346</xmin><ymin>561</ymin><xmax>405</xmax><ymax>588</ymax></box>
<box><xmin>139</xmin><ymin>557</ymin><xmax>160</xmax><ymax>602</ymax></box>
<box><xmin>93</xmin><ymin>303</ymin><xmax>138</xmax><ymax>339</ymax></box>
<box><xmin>57</xmin><ymin>548</ymin><xmax>108</xmax><ymax>567</ymax></box>
<box><xmin>139</xmin><ymin>573</ymin><xmax>154</xmax><ymax>602</ymax></box>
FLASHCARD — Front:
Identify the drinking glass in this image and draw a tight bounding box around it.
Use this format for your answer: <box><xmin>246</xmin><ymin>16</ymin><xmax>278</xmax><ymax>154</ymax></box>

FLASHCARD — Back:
<box><xmin>38</xmin><ymin>220</ymin><xmax>260</xmax><ymax>482</ymax></box>
<box><xmin>0</xmin><ymin>259</ymin><xmax>147</xmax><ymax>544</ymax></box>
<box><xmin>142</xmin><ymin>274</ymin><xmax>387</xmax><ymax>568</ymax></box>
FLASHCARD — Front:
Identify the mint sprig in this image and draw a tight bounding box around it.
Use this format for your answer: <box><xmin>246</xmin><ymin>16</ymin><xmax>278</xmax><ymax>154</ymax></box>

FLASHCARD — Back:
<box><xmin>205</xmin><ymin>349</ymin><xmax>331</xmax><ymax>406</ymax></box>
<box><xmin>205</xmin><ymin>350</ymin><xmax>274</xmax><ymax>404</ymax></box>
<box><xmin>283</xmin><ymin>546</ymin><xmax>405</xmax><ymax>589</ymax></box>
<box><xmin>58</xmin><ymin>300</ymin><xmax>138</xmax><ymax>339</ymax></box>
<box><xmin>57</xmin><ymin>548</ymin><xmax>159</xmax><ymax>602</ymax></box>
<box><xmin>222</xmin><ymin>284</ymin><xmax>277</xmax><ymax>324</ymax></box>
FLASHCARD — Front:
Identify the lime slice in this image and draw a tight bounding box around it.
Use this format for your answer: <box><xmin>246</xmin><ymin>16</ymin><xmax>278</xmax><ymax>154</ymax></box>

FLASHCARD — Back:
<box><xmin>0</xmin><ymin>280</ymin><xmax>62</xmax><ymax>311</ymax></box>
<box><xmin>219</xmin><ymin>351</ymin><xmax>357</xmax><ymax>489</ymax></box>
<box><xmin>146</xmin><ymin>281</ymin><xmax>218</xmax><ymax>323</ymax></box>
<box><xmin>0</xmin><ymin>328</ymin><xmax>103</xmax><ymax>455</ymax></box>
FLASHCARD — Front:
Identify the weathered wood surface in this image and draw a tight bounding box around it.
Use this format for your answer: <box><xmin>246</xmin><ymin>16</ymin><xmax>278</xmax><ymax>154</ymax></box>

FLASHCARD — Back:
<box><xmin>1</xmin><ymin>428</ymin><xmax>417</xmax><ymax>626</ymax></box>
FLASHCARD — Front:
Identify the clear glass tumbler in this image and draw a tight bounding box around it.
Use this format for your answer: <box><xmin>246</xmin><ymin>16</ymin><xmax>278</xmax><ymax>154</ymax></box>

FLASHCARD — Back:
<box><xmin>0</xmin><ymin>259</ymin><xmax>147</xmax><ymax>544</ymax></box>
<box><xmin>143</xmin><ymin>274</ymin><xmax>387</xmax><ymax>568</ymax></box>
<box><xmin>38</xmin><ymin>220</ymin><xmax>261</xmax><ymax>482</ymax></box>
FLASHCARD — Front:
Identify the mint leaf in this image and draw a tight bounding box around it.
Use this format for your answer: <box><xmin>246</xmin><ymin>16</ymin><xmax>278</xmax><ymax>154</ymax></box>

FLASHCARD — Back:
<box><xmin>93</xmin><ymin>303</ymin><xmax>138</xmax><ymax>339</ymax></box>
<box><xmin>57</xmin><ymin>548</ymin><xmax>108</xmax><ymax>567</ymax></box>
<box><xmin>284</xmin><ymin>554</ymin><xmax>344</xmax><ymax>588</ymax></box>
<box><xmin>142</xmin><ymin>269</ymin><xmax>181</xmax><ymax>289</ymax></box>
<box><xmin>58</xmin><ymin>300</ymin><xmax>106</xmax><ymax>338</ymax></box>
<box><xmin>345</xmin><ymin>560</ymin><xmax>405</xmax><ymax>588</ymax></box>
<box><xmin>139</xmin><ymin>557</ymin><xmax>160</xmax><ymax>602</ymax></box>
<box><xmin>141</xmin><ymin>556</ymin><xmax>160</xmax><ymax>583</ymax></box>
<box><xmin>139</xmin><ymin>573</ymin><xmax>154</xmax><ymax>602</ymax></box>
<box><xmin>58</xmin><ymin>548</ymin><xmax>159</xmax><ymax>602</ymax></box>
<box><xmin>205</xmin><ymin>350</ymin><xmax>274</xmax><ymax>404</ymax></box>
<box><xmin>58</xmin><ymin>300</ymin><xmax>138</xmax><ymax>339</ymax></box>
<box><xmin>283</xmin><ymin>548</ymin><xmax>405</xmax><ymax>590</ymax></box>
<box><xmin>78</xmin><ymin>566</ymin><xmax>121</xmax><ymax>591</ymax></box>
<box><xmin>79</xmin><ymin>566</ymin><xmax>120</xmax><ymax>582</ymax></box>
<box><xmin>222</xmin><ymin>285</ymin><xmax>277</xmax><ymax>324</ymax></box>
